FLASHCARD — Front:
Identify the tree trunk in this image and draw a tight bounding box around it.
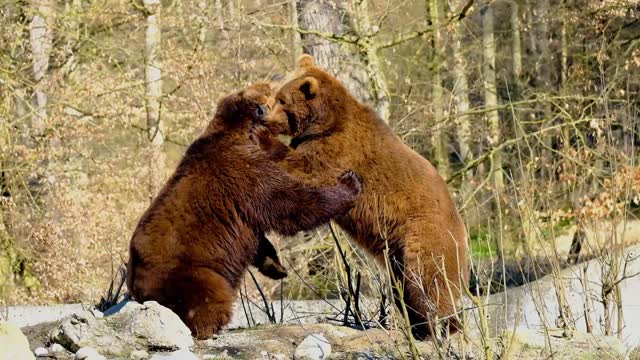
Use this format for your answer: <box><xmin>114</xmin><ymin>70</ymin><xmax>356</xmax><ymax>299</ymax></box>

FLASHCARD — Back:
<box><xmin>482</xmin><ymin>3</ymin><xmax>504</xmax><ymax>261</ymax></box>
<box><xmin>348</xmin><ymin>0</ymin><xmax>391</xmax><ymax>122</ymax></box>
<box><xmin>196</xmin><ymin>0</ymin><xmax>208</xmax><ymax>51</ymax></box>
<box><xmin>298</xmin><ymin>0</ymin><xmax>374</xmax><ymax>113</ymax></box>
<box><xmin>143</xmin><ymin>0</ymin><xmax>166</xmax><ymax>199</ymax></box>
<box><xmin>428</xmin><ymin>0</ymin><xmax>449</xmax><ymax>178</ymax></box>
<box><xmin>214</xmin><ymin>0</ymin><xmax>225</xmax><ymax>30</ymax></box>
<box><xmin>288</xmin><ymin>0</ymin><xmax>303</xmax><ymax>65</ymax></box>
<box><xmin>510</xmin><ymin>0</ymin><xmax>522</xmax><ymax>81</ymax></box>
<box><xmin>535</xmin><ymin>0</ymin><xmax>552</xmax><ymax>88</ymax></box>
<box><xmin>298</xmin><ymin>0</ymin><xmax>391</xmax><ymax>121</ymax></box>
<box><xmin>561</xmin><ymin>19</ymin><xmax>568</xmax><ymax>86</ymax></box>
<box><xmin>450</xmin><ymin>0</ymin><xmax>473</xmax><ymax>198</ymax></box>
<box><xmin>28</xmin><ymin>0</ymin><xmax>53</xmax><ymax>133</ymax></box>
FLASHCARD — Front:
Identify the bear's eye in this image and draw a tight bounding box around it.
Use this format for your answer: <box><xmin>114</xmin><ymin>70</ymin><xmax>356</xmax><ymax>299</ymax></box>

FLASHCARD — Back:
<box><xmin>255</xmin><ymin>104</ymin><xmax>268</xmax><ymax>118</ymax></box>
<box><xmin>279</xmin><ymin>98</ymin><xmax>286</xmax><ymax>106</ymax></box>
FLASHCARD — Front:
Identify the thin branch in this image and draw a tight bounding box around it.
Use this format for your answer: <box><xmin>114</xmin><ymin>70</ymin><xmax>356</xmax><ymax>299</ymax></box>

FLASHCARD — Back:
<box><xmin>376</xmin><ymin>0</ymin><xmax>475</xmax><ymax>50</ymax></box>
<box><xmin>249</xmin><ymin>19</ymin><xmax>359</xmax><ymax>44</ymax></box>
<box><xmin>447</xmin><ymin>117</ymin><xmax>593</xmax><ymax>183</ymax></box>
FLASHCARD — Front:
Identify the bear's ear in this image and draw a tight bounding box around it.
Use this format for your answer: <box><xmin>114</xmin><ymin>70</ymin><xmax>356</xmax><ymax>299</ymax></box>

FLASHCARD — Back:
<box><xmin>296</xmin><ymin>54</ymin><xmax>315</xmax><ymax>69</ymax></box>
<box><xmin>299</xmin><ymin>77</ymin><xmax>319</xmax><ymax>100</ymax></box>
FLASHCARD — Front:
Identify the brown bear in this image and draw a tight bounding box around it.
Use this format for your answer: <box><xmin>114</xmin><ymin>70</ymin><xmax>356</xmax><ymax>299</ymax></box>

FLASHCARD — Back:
<box><xmin>253</xmin><ymin>56</ymin><xmax>469</xmax><ymax>339</ymax></box>
<box><xmin>126</xmin><ymin>83</ymin><xmax>362</xmax><ymax>339</ymax></box>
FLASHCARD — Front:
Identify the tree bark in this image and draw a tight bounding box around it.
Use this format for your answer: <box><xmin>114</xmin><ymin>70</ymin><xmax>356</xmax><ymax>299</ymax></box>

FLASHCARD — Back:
<box><xmin>535</xmin><ymin>0</ymin><xmax>552</xmax><ymax>88</ymax></box>
<box><xmin>298</xmin><ymin>0</ymin><xmax>391</xmax><ymax>121</ymax></box>
<box><xmin>510</xmin><ymin>0</ymin><xmax>522</xmax><ymax>81</ymax></box>
<box><xmin>561</xmin><ymin>19</ymin><xmax>568</xmax><ymax>86</ymax></box>
<box><xmin>348</xmin><ymin>0</ymin><xmax>391</xmax><ymax>122</ymax></box>
<box><xmin>143</xmin><ymin>0</ymin><xmax>166</xmax><ymax>199</ymax></box>
<box><xmin>450</xmin><ymin>0</ymin><xmax>473</xmax><ymax>198</ymax></box>
<box><xmin>298</xmin><ymin>0</ymin><xmax>370</xmax><ymax>102</ymax></box>
<box><xmin>288</xmin><ymin>0</ymin><xmax>303</xmax><ymax>65</ymax></box>
<box><xmin>28</xmin><ymin>0</ymin><xmax>53</xmax><ymax>133</ymax></box>
<box><xmin>482</xmin><ymin>3</ymin><xmax>504</xmax><ymax>260</ymax></box>
<box><xmin>428</xmin><ymin>0</ymin><xmax>449</xmax><ymax>178</ymax></box>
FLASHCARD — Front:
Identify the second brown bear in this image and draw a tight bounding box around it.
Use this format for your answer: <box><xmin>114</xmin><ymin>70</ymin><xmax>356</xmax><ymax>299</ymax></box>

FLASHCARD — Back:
<box><xmin>255</xmin><ymin>56</ymin><xmax>469</xmax><ymax>339</ymax></box>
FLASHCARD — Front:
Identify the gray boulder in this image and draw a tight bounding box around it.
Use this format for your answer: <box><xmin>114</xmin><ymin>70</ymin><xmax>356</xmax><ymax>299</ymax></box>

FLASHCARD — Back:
<box><xmin>294</xmin><ymin>333</ymin><xmax>331</xmax><ymax>360</ymax></box>
<box><xmin>49</xmin><ymin>301</ymin><xmax>193</xmax><ymax>357</ymax></box>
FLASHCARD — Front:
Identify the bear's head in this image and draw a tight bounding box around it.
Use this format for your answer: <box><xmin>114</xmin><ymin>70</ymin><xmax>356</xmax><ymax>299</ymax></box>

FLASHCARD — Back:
<box><xmin>206</xmin><ymin>82</ymin><xmax>274</xmax><ymax>134</ymax></box>
<box><xmin>265</xmin><ymin>55</ymin><xmax>350</xmax><ymax>140</ymax></box>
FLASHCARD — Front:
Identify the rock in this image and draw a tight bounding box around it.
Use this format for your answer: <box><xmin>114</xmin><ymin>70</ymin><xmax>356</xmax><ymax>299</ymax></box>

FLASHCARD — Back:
<box><xmin>33</xmin><ymin>347</ymin><xmax>48</xmax><ymax>357</ymax></box>
<box><xmin>50</xmin><ymin>343</ymin><xmax>66</xmax><ymax>353</ymax></box>
<box><xmin>191</xmin><ymin>323</ymin><xmax>626</xmax><ymax>360</ymax></box>
<box><xmin>131</xmin><ymin>350</ymin><xmax>150</xmax><ymax>359</ymax></box>
<box><xmin>75</xmin><ymin>347</ymin><xmax>106</xmax><ymax>360</ymax></box>
<box><xmin>48</xmin><ymin>301</ymin><xmax>193</xmax><ymax>358</ymax></box>
<box><xmin>294</xmin><ymin>333</ymin><xmax>331</xmax><ymax>360</ymax></box>
<box><xmin>117</xmin><ymin>301</ymin><xmax>193</xmax><ymax>351</ymax></box>
<box><xmin>149</xmin><ymin>349</ymin><xmax>199</xmax><ymax>359</ymax></box>
<box><xmin>90</xmin><ymin>308</ymin><xmax>104</xmax><ymax>319</ymax></box>
<box><xmin>0</xmin><ymin>321</ymin><xmax>36</xmax><ymax>360</ymax></box>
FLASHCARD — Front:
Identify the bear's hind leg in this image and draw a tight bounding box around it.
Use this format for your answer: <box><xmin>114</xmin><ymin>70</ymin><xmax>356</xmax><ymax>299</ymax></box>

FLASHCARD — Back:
<box><xmin>168</xmin><ymin>267</ymin><xmax>234</xmax><ymax>339</ymax></box>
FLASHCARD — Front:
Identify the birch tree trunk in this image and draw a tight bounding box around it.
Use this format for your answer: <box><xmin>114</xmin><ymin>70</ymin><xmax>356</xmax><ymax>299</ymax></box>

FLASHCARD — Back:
<box><xmin>288</xmin><ymin>0</ymin><xmax>303</xmax><ymax>64</ymax></box>
<box><xmin>482</xmin><ymin>3</ymin><xmax>504</xmax><ymax>261</ymax></box>
<box><xmin>29</xmin><ymin>0</ymin><xmax>53</xmax><ymax>134</ymax></box>
<box><xmin>510</xmin><ymin>0</ymin><xmax>522</xmax><ymax>81</ymax></box>
<box><xmin>428</xmin><ymin>0</ymin><xmax>449</xmax><ymax>178</ymax></box>
<box><xmin>348</xmin><ymin>0</ymin><xmax>391</xmax><ymax>123</ymax></box>
<box><xmin>450</xmin><ymin>0</ymin><xmax>473</xmax><ymax>198</ymax></box>
<box><xmin>143</xmin><ymin>0</ymin><xmax>166</xmax><ymax>199</ymax></box>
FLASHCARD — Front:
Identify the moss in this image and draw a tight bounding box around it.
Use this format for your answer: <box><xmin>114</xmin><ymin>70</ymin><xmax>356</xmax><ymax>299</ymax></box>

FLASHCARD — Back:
<box><xmin>468</xmin><ymin>226</ymin><xmax>494</xmax><ymax>259</ymax></box>
<box><xmin>0</xmin><ymin>227</ymin><xmax>40</xmax><ymax>297</ymax></box>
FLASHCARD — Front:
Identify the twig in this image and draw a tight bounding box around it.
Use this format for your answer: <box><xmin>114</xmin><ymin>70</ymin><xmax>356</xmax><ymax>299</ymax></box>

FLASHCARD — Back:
<box><xmin>248</xmin><ymin>269</ymin><xmax>277</xmax><ymax>324</ymax></box>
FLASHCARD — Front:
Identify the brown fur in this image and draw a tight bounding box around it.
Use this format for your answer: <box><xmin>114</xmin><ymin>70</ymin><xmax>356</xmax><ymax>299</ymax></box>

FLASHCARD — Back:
<box><xmin>126</xmin><ymin>83</ymin><xmax>362</xmax><ymax>339</ymax></box>
<box><xmin>256</xmin><ymin>57</ymin><xmax>469</xmax><ymax>339</ymax></box>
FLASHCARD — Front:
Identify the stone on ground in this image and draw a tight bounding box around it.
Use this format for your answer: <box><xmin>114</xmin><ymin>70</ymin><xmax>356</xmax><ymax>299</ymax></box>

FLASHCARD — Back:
<box><xmin>149</xmin><ymin>349</ymin><xmax>199</xmax><ymax>359</ymax></box>
<box><xmin>0</xmin><ymin>321</ymin><xmax>35</xmax><ymax>360</ymax></box>
<box><xmin>47</xmin><ymin>301</ymin><xmax>192</xmax><ymax>358</ymax></box>
<box><xmin>294</xmin><ymin>333</ymin><xmax>331</xmax><ymax>360</ymax></box>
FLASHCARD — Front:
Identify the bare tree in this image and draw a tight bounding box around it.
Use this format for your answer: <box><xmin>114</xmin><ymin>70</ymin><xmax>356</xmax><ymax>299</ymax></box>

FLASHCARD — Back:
<box><xmin>143</xmin><ymin>0</ymin><xmax>165</xmax><ymax>198</ymax></box>
<box><xmin>450</xmin><ymin>0</ymin><xmax>474</xmax><ymax>193</ymax></box>
<box><xmin>510</xmin><ymin>0</ymin><xmax>522</xmax><ymax>81</ymax></box>
<box><xmin>429</xmin><ymin>0</ymin><xmax>449</xmax><ymax>178</ymax></box>
<box><xmin>288</xmin><ymin>0</ymin><xmax>303</xmax><ymax>64</ymax></box>
<box><xmin>347</xmin><ymin>0</ymin><xmax>391</xmax><ymax>122</ymax></box>
<box><xmin>28</xmin><ymin>0</ymin><xmax>53</xmax><ymax>133</ymax></box>
<box><xmin>482</xmin><ymin>2</ymin><xmax>504</xmax><ymax>261</ymax></box>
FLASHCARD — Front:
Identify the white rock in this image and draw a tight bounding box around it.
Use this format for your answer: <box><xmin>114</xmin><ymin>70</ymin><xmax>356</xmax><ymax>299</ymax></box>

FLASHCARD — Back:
<box><xmin>90</xmin><ymin>308</ymin><xmax>104</xmax><ymax>319</ymax></box>
<box><xmin>49</xmin><ymin>300</ymin><xmax>193</xmax><ymax>357</ymax></box>
<box><xmin>130</xmin><ymin>350</ymin><xmax>150</xmax><ymax>359</ymax></box>
<box><xmin>149</xmin><ymin>349</ymin><xmax>199</xmax><ymax>359</ymax></box>
<box><xmin>75</xmin><ymin>347</ymin><xmax>105</xmax><ymax>360</ymax></box>
<box><xmin>0</xmin><ymin>322</ymin><xmax>35</xmax><ymax>360</ymax></box>
<box><xmin>50</xmin><ymin>343</ymin><xmax>65</xmax><ymax>353</ymax></box>
<box><xmin>34</xmin><ymin>347</ymin><xmax>48</xmax><ymax>357</ymax></box>
<box><xmin>119</xmin><ymin>301</ymin><xmax>194</xmax><ymax>350</ymax></box>
<box><xmin>294</xmin><ymin>333</ymin><xmax>331</xmax><ymax>360</ymax></box>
